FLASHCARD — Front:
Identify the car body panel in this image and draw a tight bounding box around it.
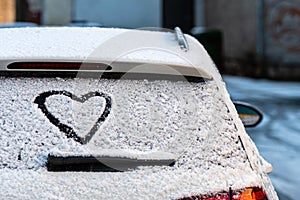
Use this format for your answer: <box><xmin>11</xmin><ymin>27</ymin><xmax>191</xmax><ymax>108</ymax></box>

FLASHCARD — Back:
<box><xmin>0</xmin><ymin>27</ymin><xmax>213</xmax><ymax>79</ymax></box>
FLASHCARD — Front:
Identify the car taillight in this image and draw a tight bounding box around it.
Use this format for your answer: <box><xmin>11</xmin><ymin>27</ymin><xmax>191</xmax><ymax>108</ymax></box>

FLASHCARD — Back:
<box><xmin>240</xmin><ymin>187</ymin><xmax>268</xmax><ymax>200</ymax></box>
<box><xmin>178</xmin><ymin>187</ymin><xmax>268</xmax><ymax>200</ymax></box>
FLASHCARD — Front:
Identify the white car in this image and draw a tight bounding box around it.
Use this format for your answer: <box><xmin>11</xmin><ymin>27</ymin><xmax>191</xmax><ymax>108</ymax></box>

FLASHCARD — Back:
<box><xmin>0</xmin><ymin>27</ymin><xmax>278</xmax><ymax>200</ymax></box>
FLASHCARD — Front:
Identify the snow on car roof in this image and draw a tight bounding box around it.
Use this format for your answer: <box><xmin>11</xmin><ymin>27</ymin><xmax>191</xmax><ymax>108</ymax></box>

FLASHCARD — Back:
<box><xmin>0</xmin><ymin>27</ymin><xmax>213</xmax><ymax>78</ymax></box>
<box><xmin>0</xmin><ymin>27</ymin><xmax>196</xmax><ymax>62</ymax></box>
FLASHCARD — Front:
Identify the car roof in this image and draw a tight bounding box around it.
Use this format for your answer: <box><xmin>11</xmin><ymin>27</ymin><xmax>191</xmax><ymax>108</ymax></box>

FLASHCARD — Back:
<box><xmin>0</xmin><ymin>27</ymin><xmax>213</xmax><ymax>79</ymax></box>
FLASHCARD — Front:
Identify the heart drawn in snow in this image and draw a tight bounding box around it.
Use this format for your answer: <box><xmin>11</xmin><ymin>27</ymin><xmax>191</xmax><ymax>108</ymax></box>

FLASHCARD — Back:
<box><xmin>34</xmin><ymin>91</ymin><xmax>112</xmax><ymax>144</ymax></box>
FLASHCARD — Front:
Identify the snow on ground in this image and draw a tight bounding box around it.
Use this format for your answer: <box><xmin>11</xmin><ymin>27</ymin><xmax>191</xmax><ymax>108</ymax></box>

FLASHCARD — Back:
<box><xmin>224</xmin><ymin>75</ymin><xmax>300</xmax><ymax>200</ymax></box>
<box><xmin>0</xmin><ymin>77</ymin><xmax>262</xmax><ymax>199</ymax></box>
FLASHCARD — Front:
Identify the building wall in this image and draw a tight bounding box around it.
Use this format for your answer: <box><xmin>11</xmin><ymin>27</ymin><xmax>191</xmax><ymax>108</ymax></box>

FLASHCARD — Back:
<box><xmin>0</xmin><ymin>0</ymin><xmax>15</xmax><ymax>23</ymax></box>
<box><xmin>265</xmin><ymin>0</ymin><xmax>300</xmax><ymax>66</ymax></box>
<box><xmin>42</xmin><ymin>0</ymin><xmax>72</xmax><ymax>25</ymax></box>
<box><xmin>205</xmin><ymin>0</ymin><xmax>257</xmax><ymax>60</ymax></box>
<box><xmin>194</xmin><ymin>0</ymin><xmax>205</xmax><ymax>26</ymax></box>
<box><xmin>73</xmin><ymin>0</ymin><xmax>162</xmax><ymax>28</ymax></box>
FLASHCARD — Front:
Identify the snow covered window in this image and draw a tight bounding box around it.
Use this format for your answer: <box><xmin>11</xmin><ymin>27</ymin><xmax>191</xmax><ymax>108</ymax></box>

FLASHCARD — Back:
<box><xmin>0</xmin><ymin>77</ymin><xmax>247</xmax><ymax>170</ymax></box>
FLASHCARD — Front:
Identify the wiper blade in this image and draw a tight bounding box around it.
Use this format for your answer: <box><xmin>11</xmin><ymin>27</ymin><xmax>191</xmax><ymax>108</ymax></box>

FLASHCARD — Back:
<box><xmin>47</xmin><ymin>155</ymin><xmax>175</xmax><ymax>172</ymax></box>
<box><xmin>47</xmin><ymin>149</ymin><xmax>177</xmax><ymax>172</ymax></box>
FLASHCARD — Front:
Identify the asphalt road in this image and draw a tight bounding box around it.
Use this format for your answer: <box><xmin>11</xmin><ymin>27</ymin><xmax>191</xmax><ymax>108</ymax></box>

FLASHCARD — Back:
<box><xmin>224</xmin><ymin>75</ymin><xmax>300</xmax><ymax>200</ymax></box>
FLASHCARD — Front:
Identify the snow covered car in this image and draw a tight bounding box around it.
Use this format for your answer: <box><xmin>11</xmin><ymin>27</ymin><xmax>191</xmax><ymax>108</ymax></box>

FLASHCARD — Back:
<box><xmin>0</xmin><ymin>27</ymin><xmax>278</xmax><ymax>200</ymax></box>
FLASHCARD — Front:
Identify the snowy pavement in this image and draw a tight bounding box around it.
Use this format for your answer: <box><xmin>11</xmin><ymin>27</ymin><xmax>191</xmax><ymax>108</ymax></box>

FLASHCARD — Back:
<box><xmin>224</xmin><ymin>75</ymin><xmax>300</xmax><ymax>200</ymax></box>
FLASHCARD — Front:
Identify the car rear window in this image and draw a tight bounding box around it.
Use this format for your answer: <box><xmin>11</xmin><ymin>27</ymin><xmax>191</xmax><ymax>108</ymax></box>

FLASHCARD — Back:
<box><xmin>0</xmin><ymin>75</ymin><xmax>248</xmax><ymax>171</ymax></box>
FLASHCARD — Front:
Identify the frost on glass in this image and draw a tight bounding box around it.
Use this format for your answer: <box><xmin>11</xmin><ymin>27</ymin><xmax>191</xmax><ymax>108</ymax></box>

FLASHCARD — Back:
<box><xmin>0</xmin><ymin>77</ymin><xmax>247</xmax><ymax>171</ymax></box>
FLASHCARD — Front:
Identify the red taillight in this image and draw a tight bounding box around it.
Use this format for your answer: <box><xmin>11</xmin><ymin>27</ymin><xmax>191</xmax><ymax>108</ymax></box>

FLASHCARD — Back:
<box><xmin>247</xmin><ymin>187</ymin><xmax>268</xmax><ymax>200</ymax></box>
<box><xmin>178</xmin><ymin>187</ymin><xmax>267</xmax><ymax>200</ymax></box>
<box><xmin>7</xmin><ymin>62</ymin><xmax>112</xmax><ymax>70</ymax></box>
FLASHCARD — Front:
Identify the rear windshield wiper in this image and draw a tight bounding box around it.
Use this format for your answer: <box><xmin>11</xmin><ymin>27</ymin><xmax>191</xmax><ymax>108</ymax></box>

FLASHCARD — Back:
<box><xmin>47</xmin><ymin>149</ymin><xmax>177</xmax><ymax>172</ymax></box>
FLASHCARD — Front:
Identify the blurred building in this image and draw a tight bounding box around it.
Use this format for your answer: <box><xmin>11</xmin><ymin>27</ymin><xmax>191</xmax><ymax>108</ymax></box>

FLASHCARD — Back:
<box><xmin>0</xmin><ymin>0</ymin><xmax>15</xmax><ymax>23</ymax></box>
<box><xmin>204</xmin><ymin>0</ymin><xmax>300</xmax><ymax>80</ymax></box>
<box><xmin>5</xmin><ymin>0</ymin><xmax>300</xmax><ymax>80</ymax></box>
<box><xmin>263</xmin><ymin>0</ymin><xmax>300</xmax><ymax>80</ymax></box>
<box><xmin>15</xmin><ymin>0</ymin><xmax>41</xmax><ymax>24</ymax></box>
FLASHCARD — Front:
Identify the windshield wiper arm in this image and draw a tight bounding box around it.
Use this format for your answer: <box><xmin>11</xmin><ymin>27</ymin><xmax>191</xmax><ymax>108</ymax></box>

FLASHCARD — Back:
<box><xmin>47</xmin><ymin>154</ymin><xmax>176</xmax><ymax>172</ymax></box>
